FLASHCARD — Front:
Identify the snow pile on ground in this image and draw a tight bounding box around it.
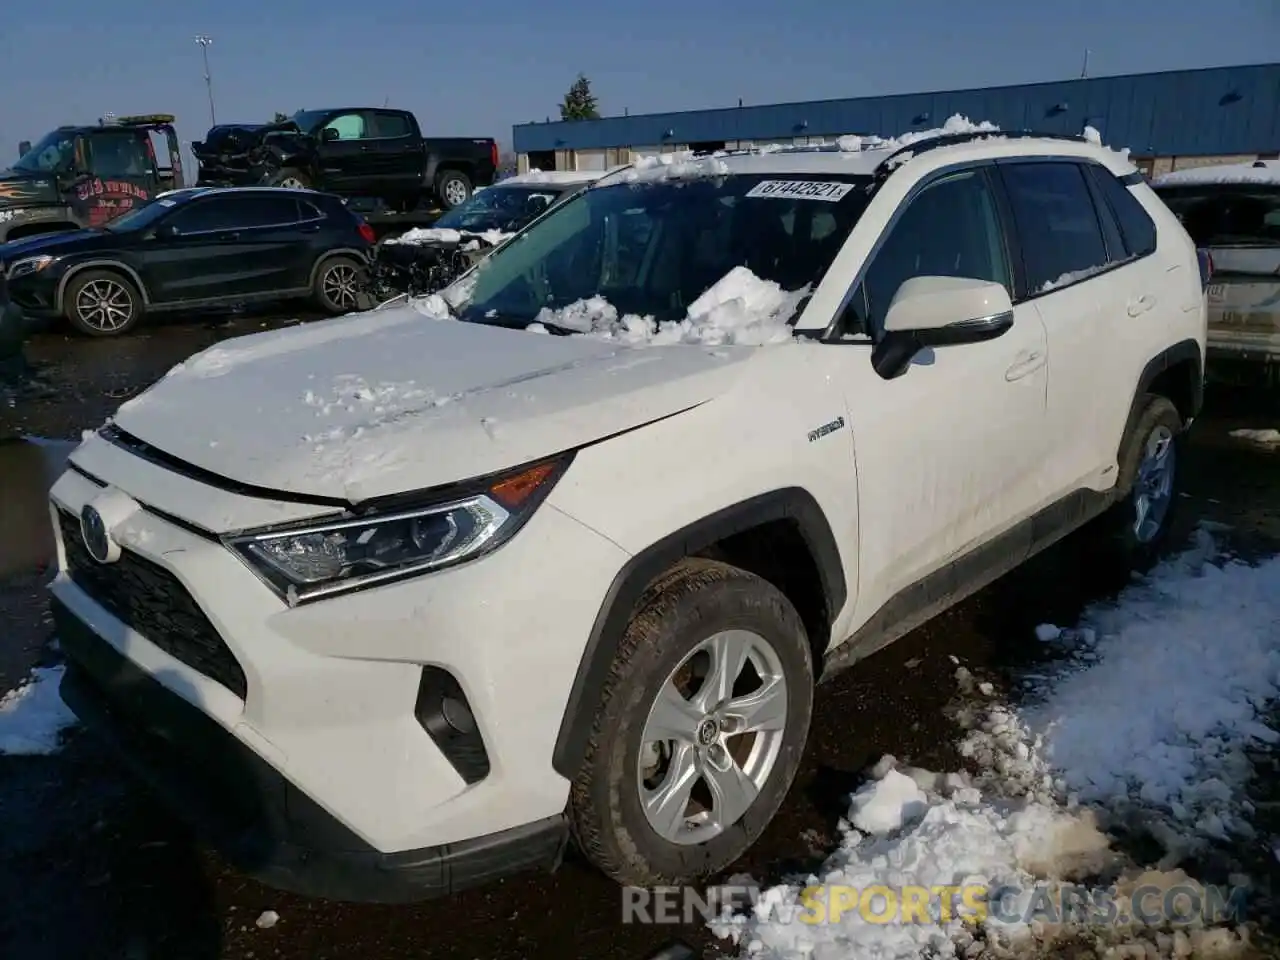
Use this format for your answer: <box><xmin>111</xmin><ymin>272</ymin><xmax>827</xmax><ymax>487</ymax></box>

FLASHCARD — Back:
<box><xmin>713</xmin><ymin>532</ymin><xmax>1279</xmax><ymax>959</ymax></box>
<box><xmin>1153</xmin><ymin>161</ymin><xmax>1280</xmax><ymax>188</ymax></box>
<box><xmin>383</xmin><ymin>227</ymin><xmax>511</xmax><ymax>248</ymax></box>
<box><xmin>525</xmin><ymin>266</ymin><xmax>807</xmax><ymax>346</ymax></box>
<box><xmin>0</xmin><ymin>665</ymin><xmax>77</xmax><ymax>755</ymax></box>
<box><xmin>1229</xmin><ymin>428</ymin><xmax>1280</xmax><ymax>449</ymax></box>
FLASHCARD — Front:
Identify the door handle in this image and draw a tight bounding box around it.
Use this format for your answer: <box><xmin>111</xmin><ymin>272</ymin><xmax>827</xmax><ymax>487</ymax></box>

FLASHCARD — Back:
<box><xmin>1005</xmin><ymin>350</ymin><xmax>1045</xmax><ymax>382</ymax></box>
<box><xmin>360</xmin><ymin>145</ymin><xmax>372</xmax><ymax>152</ymax></box>
<box><xmin>300</xmin><ymin>223</ymin><xmax>320</xmax><ymax>233</ymax></box>
<box><xmin>218</xmin><ymin>231</ymin><xmax>241</xmax><ymax>241</ymax></box>
<box><xmin>1127</xmin><ymin>294</ymin><xmax>1156</xmax><ymax>317</ymax></box>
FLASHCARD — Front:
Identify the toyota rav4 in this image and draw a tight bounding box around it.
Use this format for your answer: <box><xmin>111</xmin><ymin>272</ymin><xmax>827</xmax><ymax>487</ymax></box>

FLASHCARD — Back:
<box><xmin>48</xmin><ymin>125</ymin><xmax>1208</xmax><ymax>903</ymax></box>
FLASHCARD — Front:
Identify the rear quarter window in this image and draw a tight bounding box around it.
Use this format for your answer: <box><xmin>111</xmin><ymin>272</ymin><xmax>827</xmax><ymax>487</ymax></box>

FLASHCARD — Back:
<box><xmin>1087</xmin><ymin>165</ymin><xmax>1157</xmax><ymax>257</ymax></box>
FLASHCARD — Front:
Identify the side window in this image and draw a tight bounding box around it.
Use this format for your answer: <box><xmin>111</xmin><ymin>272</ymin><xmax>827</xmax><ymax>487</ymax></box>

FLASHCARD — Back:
<box><xmin>165</xmin><ymin>199</ymin><xmax>237</xmax><ymax>233</ymax></box>
<box><xmin>1001</xmin><ymin>162</ymin><xmax>1109</xmax><ymax>292</ymax></box>
<box><xmin>322</xmin><ymin>112</ymin><xmax>370</xmax><ymax>141</ymax></box>
<box><xmin>1087</xmin><ymin>165</ymin><xmax>1157</xmax><ymax>258</ymax></box>
<box><xmin>859</xmin><ymin>169</ymin><xmax>1010</xmax><ymax>333</ymax></box>
<box><xmin>230</xmin><ymin>196</ymin><xmax>303</xmax><ymax>227</ymax></box>
<box><xmin>371</xmin><ymin>112</ymin><xmax>411</xmax><ymax>138</ymax></box>
<box><xmin>86</xmin><ymin>133</ymin><xmax>151</xmax><ymax>178</ymax></box>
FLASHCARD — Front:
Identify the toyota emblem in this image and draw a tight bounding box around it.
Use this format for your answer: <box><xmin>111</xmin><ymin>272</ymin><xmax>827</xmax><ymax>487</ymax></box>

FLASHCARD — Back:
<box><xmin>80</xmin><ymin>504</ymin><xmax>115</xmax><ymax>564</ymax></box>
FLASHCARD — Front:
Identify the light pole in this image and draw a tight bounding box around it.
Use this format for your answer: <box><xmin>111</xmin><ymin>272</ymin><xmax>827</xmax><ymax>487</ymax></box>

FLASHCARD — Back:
<box><xmin>194</xmin><ymin>35</ymin><xmax>216</xmax><ymax>126</ymax></box>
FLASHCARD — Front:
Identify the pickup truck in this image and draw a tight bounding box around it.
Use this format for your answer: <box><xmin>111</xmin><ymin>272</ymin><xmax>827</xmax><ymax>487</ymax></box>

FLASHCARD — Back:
<box><xmin>191</xmin><ymin>108</ymin><xmax>498</xmax><ymax>211</ymax></box>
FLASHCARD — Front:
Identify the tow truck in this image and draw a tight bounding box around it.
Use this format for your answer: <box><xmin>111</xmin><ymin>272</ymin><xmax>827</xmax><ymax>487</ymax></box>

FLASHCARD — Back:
<box><xmin>0</xmin><ymin>115</ymin><xmax>184</xmax><ymax>244</ymax></box>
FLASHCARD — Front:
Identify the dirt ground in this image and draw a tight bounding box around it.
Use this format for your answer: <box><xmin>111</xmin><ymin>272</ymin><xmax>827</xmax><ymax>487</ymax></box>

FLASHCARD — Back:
<box><xmin>2</xmin><ymin>315</ymin><xmax>1279</xmax><ymax>960</ymax></box>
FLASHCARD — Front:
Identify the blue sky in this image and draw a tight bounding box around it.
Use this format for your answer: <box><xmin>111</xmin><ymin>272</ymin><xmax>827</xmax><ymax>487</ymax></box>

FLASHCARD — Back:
<box><xmin>1</xmin><ymin>0</ymin><xmax>1276</xmax><ymax>173</ymax></box>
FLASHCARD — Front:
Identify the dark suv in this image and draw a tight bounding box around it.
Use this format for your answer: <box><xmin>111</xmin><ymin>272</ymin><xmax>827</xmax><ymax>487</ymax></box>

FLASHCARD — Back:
<box><xmin>0</xmin><ymin>186</ymin><xmax>375</xmax><ymax>336</ymax></box>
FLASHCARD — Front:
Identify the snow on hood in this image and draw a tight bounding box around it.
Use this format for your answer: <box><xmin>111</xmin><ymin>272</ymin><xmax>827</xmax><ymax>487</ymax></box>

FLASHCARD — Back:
<box><xmin>106</xmin><ymin>304</ymin><xmax>760</xmax><ymax>504</ymax></box>
<box><xmin>383</xmin><ymin>227</ymin><xmax>512</xmax><ymax>248</ymax></box>
<box><xmin>1153</xmin><ymin>159</ymin><xmax>1280</xmax><ymax>188</ymax></box>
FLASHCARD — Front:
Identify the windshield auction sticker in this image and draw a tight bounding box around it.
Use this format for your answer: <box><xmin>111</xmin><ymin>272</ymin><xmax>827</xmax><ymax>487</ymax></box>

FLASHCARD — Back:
<box><xmin>744</xmin><ymin>180</ymin><xmax>856</xmax><ymax>202</ymax></box>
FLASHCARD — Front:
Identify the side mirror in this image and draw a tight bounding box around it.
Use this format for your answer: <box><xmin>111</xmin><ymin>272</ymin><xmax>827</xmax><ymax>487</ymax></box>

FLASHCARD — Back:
<box><xmin>872</xmin><ymin>276</ymin><xmax>1014</xmax><ymax>380</ymax></box>
<box><xmin>17</xmin><ymin>141</ymin><xmax>30</xmax><ymax>158</ymax></box>
<box><xmin>319</xmin><ymin>128</ymin><xmax>339</xmax><ymax>143</ymax></box>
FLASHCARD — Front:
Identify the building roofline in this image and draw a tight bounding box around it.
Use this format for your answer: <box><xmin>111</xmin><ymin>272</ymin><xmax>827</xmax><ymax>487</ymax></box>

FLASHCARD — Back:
<box><xmin>514</xmin><ymin>61</ymin><xmax>1280</xmax><ymax>131</ymax></box>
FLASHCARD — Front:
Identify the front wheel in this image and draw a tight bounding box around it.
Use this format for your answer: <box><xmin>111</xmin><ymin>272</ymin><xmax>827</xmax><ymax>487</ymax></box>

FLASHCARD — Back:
<box><xmin>312</xmin><ymin>256</ymin><xmax>368</xmax><ymax>315</ymax></box>
<box><xmin>267</xmin><ymin>168</ymin><xmax>312</xmax><ymax>190</ymax></box>
<box><xmin>63</xmin><ymin>269</ymin><xmax>144</xmax><ymax>337</ymax></box>
<box><xmin>569</xmin><ymin>558</ymin><xmax>814</xmax><ymax>887</ymax></box>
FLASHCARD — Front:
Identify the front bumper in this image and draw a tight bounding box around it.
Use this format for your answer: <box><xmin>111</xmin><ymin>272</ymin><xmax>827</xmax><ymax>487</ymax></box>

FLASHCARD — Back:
<box><xmin>6</xmin><ymin>270</ymin><xmax>61</xmax><ymax>316</ymax></box>
<box><xmin>55</xmin><ymin>599</ymin><xmax>568</xmax><ymax>903</ymax></box>
<box><xmin>48</xmin><ymin>434</ymin><xmax>632</xmax><ymax>892</ymax></box>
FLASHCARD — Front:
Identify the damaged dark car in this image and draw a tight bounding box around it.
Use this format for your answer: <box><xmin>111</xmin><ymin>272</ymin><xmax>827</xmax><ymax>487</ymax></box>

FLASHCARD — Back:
<box><xmin>191</xmin><ymin>107</ymin><xmax>498</xmax><ymax>211</ymax></box>
<box><xmin>368</xmin><ymin>170</ymin><xmax>604</xmax><ymax>301</ymax></box>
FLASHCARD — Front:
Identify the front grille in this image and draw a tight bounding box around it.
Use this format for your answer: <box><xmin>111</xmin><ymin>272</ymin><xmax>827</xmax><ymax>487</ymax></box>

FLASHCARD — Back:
<box><xmin>57</xmin><ymin>509</ymin><xmax>249</xmax><ymax>700</ymax></box>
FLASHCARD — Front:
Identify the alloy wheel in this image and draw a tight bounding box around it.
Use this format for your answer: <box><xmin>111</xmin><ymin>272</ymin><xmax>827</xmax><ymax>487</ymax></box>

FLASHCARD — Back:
<box><xmin>75</xmin><ymin>279</ymin><xmax>133</xmax><ymax>333</ymax></box>
<box><xmin>322</xmin><ymin>263</ymin><xmax>360</xmax><ymax>310</ymax></box>
<box><xmin>636</xmin><ymin>629</ymin><xmax>788</xmax><ymax>845</ymax></box>
<box><xmin>1133</xmin><ymin>423</ymin><xmax>1176</xmax><ymax>543</ymax></box>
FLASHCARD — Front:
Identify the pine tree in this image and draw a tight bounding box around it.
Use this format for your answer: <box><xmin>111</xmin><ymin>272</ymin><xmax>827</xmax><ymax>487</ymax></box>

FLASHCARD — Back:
<box><xmin>559</xmin><ymin>74</ymin><xmax>600</xmax><ymax>122</ymax></box>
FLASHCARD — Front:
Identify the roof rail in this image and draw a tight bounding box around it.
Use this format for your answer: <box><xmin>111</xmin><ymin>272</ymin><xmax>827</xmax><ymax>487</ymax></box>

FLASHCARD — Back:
<box><xmin>873</xmin><ymin>129</ymin><xmax>1091</xmax><ymax>179</ymax></box>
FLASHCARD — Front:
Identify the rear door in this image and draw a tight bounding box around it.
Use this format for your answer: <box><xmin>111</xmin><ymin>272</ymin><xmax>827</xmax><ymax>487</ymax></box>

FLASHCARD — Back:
<box><xmin>72</xmin><ymin>130</ymin><xmax>158</xmax><ymax>226</ymax></box>
<box><xmin>366</xmin><ymin>110</ymin><xmax>423</xmax><ymax>196</ymax></box>
<box><xmin>1159</xmin><ymin>184</ymin><xmax>1280</xmax><ymax>358</ymax></box>
<box><xmin>143</xmin><ymin>193</ymin><xmax>311</xmax><ymax>303</ymax></box>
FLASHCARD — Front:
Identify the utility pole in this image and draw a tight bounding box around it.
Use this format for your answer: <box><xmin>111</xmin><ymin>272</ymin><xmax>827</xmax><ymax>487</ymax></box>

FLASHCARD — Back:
<box><xmin>194</xmin><ymin>35</ymin><xmax>216</xmax><ymax>126</ymax></box>
<box><xmin>1080</xmin><ymin>48</ymin><xmax>1090</xmax><ymax>79</ymax></box>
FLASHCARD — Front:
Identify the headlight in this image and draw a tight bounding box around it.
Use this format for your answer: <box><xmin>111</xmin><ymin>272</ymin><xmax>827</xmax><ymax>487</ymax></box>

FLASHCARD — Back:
<box><xmin>7</xmin><ymin>255</ymin><xmax>59</xmax><ymax>279</ymax></box>
<box><xmin>225</xmin><ymin>456</ymin><xmax>570</xmax><ymax>605</ymax></box>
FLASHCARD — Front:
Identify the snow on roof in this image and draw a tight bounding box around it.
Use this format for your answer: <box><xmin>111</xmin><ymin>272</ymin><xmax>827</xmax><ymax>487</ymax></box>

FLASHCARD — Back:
<box><xmin>498</xmin><ymin>168</ymin><xmax>613</xmax><ymax>186</ymax></box>
<box><xmin>592</xmin><ymin>114</ymin><xmax>1134</xmax><ymax>186</ymax></box>
<box><xmin>1152</xmin><ymin>159</ymin><xmax>1280</xmax><ymax>188</ymax></box>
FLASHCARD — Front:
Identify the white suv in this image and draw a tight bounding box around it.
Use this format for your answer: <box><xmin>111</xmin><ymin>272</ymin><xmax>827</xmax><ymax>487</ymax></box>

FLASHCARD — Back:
<box><xmin>47</xmin><ymin>126</ymin><xmax>1207</xmax><ymax>902</ymax></box>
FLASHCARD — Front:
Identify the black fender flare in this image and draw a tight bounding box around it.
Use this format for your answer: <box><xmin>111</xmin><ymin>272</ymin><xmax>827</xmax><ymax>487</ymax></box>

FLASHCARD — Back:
<box><xmin>56</xmin><ymin>259</ymin><xmax>151</xmax><ymax>311</ymax></box>
<box><xmin>550</xmin><ymin>487</ymin><xmax>847</xmax><ymax>779</ymax></box>
<box><xmin>308</xmin><ymin>248</ymin><xmax>372</xmax><ymax>288</ymax></box>
<box><xmin>1117</xmin><ymin>338</ymin><xmax>1204</xmax><ymax>460</ymax></box>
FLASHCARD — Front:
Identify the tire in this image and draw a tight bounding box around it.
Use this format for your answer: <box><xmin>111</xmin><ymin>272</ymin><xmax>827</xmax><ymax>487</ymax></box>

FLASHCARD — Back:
<box><xmin>1095</xmin><ymin>393</ymin><xmax>1184</xmax><ymax>571</ymax></box>
<box><xmin>568</xmin><ymin>558</ymin><xmax>814</xmax><ymax>887</ymax></box>
<box><xmin>436</xmin><ymin>170</ymin><xmax>472</xmax><ymax>210</ymax></box>
<box><xmin>63</xmin><ymin>269</ymin><xmax>144</xmax><ymax>337</ymax></box>
<box><xmin>312</xmin><ymin>255</ymin><xmax>367</xmax><ymax>315</ymax></box>
<box><xmin>267</xmin><ymin>168</ymin><xmax>312</xmax><ymax>190</ymax></box>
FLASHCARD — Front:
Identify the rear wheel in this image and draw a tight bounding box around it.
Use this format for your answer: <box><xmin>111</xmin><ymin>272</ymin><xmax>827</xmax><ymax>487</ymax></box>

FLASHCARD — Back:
<box><xmin>312</xmin><ymin>256</ymin><xmax>367</xmax><ymax>315</ymax></box>
<box><xmin>1096</xmin><ymin>393</ymin><xmax>1184</xmax><ymax>571</ymax></box>
<box><xmin>568</xmin><ymin>559</ymin><xmax>814</xmax><ymax>886</ymax></box>
<box><xmin>436</xmin><ymin>170</ymin><xmax>472</xmax><ymax>209</ymax></box>
<box><xmin>63</xmin><ymin>269</ymin><xmax>143</xmax><ymax>337</ymax></box>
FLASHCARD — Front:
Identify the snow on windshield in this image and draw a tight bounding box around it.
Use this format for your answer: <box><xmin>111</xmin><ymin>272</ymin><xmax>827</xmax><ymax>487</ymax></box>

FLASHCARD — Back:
<box><xmin>709</xmin><ymin>529</ymin><xmax>1279</xmax><ymax>959</ymax></box>
<box><xmin>524</xmin><ymin>266</ymin><xmax>808</xmax><ymax>346</ymax></box>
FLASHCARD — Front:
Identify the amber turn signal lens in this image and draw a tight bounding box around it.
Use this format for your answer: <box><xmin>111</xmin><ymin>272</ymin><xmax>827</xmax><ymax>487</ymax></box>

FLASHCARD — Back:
<box><xmin>489</xmin><ymin>461</ymin><xmax>559</xmax><ymax>508</ymax></box>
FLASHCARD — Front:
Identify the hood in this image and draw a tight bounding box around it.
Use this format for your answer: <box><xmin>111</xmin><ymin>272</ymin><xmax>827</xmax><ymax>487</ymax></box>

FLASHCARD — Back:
<box><xmin>0</xmin><ymin>228</ymin><xmax>110</xmax><ymax>260</ymax></box>
<box><xmin>105</xmin><ymin>305</ymin><xmax>755</xmax><ymax>504</ymax></box>
<box><xmin>0</xmin><ymin>171</ymin><xmax>59</xmax><ymax>208</ymax></box>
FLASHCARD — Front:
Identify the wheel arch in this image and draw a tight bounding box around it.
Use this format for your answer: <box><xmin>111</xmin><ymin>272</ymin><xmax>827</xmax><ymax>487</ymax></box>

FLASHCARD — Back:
<box><xmin>56</xmin><ymin>260</ymin><xmax>151</xmax><ymax>312</ymax></box>
<box><xmin>1117</xmin><ymin>338</ymin><xmax>1203</xmax><ymax>461</ymax></box>
<box><xmin>550</xmin><ymin>487</ymin><xmax>847</xmax><ymax>780</ymax></box>
<box><xmin>308</xmin><ymin>248</ymin><xmax>370</xmax><ymax>288</ymax></box>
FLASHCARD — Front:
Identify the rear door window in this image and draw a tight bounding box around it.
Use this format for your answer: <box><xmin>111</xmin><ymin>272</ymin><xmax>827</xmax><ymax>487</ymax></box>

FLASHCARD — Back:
<box><xmin>1000</xmin><ymin>161</ymin><xmax>1111</xmax><ymax>293</ymax></box>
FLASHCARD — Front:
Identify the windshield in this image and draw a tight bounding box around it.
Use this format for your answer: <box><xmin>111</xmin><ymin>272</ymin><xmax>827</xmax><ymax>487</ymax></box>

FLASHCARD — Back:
<box><xmin>1156</xmin><ymin>185</ymin><xmax>1280</xmax><ymax>248</ymax></box>
<box><xmin>433</xmin><ymin>185</ymin><xmax>567</xmax><ymax>233</ymax></box>
<box><xmin>102</xmin><ymin>197</ymin><xmax>181</xmax><ymax>232</ymax></box>
<box><xmin>449</xmin><ymin>173</ymin><xmax>871</xmax><ymax>328</ymax></box>
<box><xmin>13</xmin><ymin>130</ymin><xmax>76</xmax><ymax>173</ymax></box>
<box><xmin>290</xmin><ymin>110</ymin><xmax>332</xmax><ymax>134</ymax></box>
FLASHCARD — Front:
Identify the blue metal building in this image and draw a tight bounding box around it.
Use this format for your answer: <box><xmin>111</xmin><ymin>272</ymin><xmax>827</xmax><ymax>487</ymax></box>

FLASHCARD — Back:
<box><xmin>513</xmin><ymin>62</ymin><xmax>1280</xmax><ymax>177</ymax></box>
